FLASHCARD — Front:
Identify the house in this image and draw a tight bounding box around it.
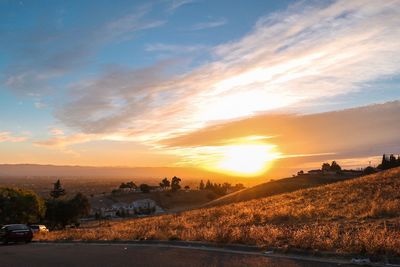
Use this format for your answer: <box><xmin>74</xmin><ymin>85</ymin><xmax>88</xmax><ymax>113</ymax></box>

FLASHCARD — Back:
<box><xmin>91</xmin><ymin>198</ymin><xmax>164</xmax><ymax>218</ymax></box>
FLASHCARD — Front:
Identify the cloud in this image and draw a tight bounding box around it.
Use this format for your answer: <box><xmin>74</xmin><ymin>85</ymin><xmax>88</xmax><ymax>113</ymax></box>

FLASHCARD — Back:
<box><xmin>162</xmin><ymin>101</ymin><xmax>400</xmax><ymax>157</ymax></box>
<box><xmin>144</xmin><ymin>43</ymin><xmax>208</xmax><ymax>53</ymax></box>
<box><xmin>104</xmin><ymin>5</ymin><xmax>166</xmax><ymax>41</ymax></box>
<box><xmin>39</xmin><ymin>0</ymin><xmax>400</xmax><ymax>147</ymax></box>
<box><xmin>166</xmin><ymin>0</ymin><xmax>196</xmax><ymax>13</ymax></box>
<box><xmin>49</xmin><ymin>128</ymin><xmax>64</xmax><ymax>136</ymax></box>
<box><xmin>1</xmin><ymin>5</ymin><xmax>165</xmax><ymax>96</ymax></box>
<box><xmin>34</xmin><ymin>101</ymin><xmax>47</xmax><ymax>109</ymax></box>
<box><xmin>161</xmin><ymin>101</ymin><xmax>400</xmax><ymax>175</ymax></box>
<box><xmin>190</xmin><ymin>18</ymin><xmax>227</xmax><ymax>30</ymax></box>
<box><xmin>34</xmin><ymin>133</ymin><xmax>98</xmax><ymax>148</ymax></box>
<box><xmin>0</xmin><ymin>132</ymin><xmax>28</xmax><ymax>143</ymax></box>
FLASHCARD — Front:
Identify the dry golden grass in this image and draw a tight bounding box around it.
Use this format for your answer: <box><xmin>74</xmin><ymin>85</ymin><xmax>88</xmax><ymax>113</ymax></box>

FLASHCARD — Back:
<box><xmin>38</xmin><ymin>168</ymin><xmax>400</xmax><ymax>256</ymax></box>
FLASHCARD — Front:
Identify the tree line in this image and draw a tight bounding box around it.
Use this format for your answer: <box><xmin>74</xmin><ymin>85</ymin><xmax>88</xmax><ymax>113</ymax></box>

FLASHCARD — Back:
<box><xmin>377</xmin><ymin>154</ymin><xmax>400</xmax><ymax>170</ymax></box>
<box><xmin>0</xmin><ymin>179</ymin><xmax>90</xmax><ymax>229</ymax></box>
<box><xmin>199</xmin><ymin>180</ymin><xmax>245</xmax><ymax>196</ymax></box>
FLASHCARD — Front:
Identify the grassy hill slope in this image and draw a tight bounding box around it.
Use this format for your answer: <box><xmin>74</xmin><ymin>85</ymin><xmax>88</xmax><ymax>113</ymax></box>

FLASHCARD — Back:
<box><xmin>39</xmin><ymin>168</ymin><xmax>400</xmax><ymax>256</ymax></box>
<box><xmin>205</xmin><ymin>174</ymin><xmax>357</xmax><ymax>207</ymax></box>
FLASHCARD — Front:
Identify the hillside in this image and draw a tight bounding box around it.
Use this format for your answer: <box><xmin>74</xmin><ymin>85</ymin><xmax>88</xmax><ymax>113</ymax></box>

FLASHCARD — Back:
<box><xmin>39</xmin><ymin>168</ymin><xmax>400</xmax><ymax>256</ymax></box>
<box><xmin>205</xmin><ymin>173</ymin><xmax>359</xmax><ymax>207</ymax></box>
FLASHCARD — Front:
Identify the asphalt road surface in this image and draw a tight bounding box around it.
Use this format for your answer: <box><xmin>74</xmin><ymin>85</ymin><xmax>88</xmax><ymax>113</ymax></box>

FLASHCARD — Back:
<box><xmin>0</xmin><ymin>242</ymin><xmax>357</xmax><ymax>267</ymax></box>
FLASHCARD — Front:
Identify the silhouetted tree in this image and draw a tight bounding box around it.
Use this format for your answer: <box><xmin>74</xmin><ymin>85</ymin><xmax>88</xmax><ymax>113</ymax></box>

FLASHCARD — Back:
<box><xmin>50</xmin><ymin>179</ymin><xmax>66</xmax><ymax>199</ymax></box>
<box><xmin>330</xmin><ymin>161</ymin><xmax>342</xmax><ymax>172</ymax></box>
<box><xmin>184</xmin><ymin>185</ymin><xmax>190</xmax><ymax>191</ymax></box>
<box><xmin>389</xmin><ymin>154</ymin><xmax>397</xmax><ymax>168</ymax></box>
<box><xmin>205</xmin><ymin>180</ymin><xmax>212</xmax><ymax>190</ymax></box>
<box><xmin>378</xmin><ymin>154</ymin><xmax>389</xmax><ymax>170</ymax></box>
<box><xmin>126</xmin><ymin>181</ymin><xmax>137</xmax><ymax>189</ymax></box>
<box><xmin>171</xmin><ymin>176</ymin><xmax>181</xmax><ymax>192</ymax></box>
<box><xmin>159</xmin><ymin>177</ymin><xmax>170</xmax><ymax>190</ymax></box>
<box><xmin>199</xmin><ymin>180</ymin><xmax>205</xmax><ymax>190</ymax></box>
<box><xmin>363</xmin><ymin>166</ymin><xmax>376</xmax><ymax>175</ymax></box>
<box><xmin>377</xmin><ymin>154</ymin><xmax>400</xmax><ymax>170</ymax></box>
<box><xmin>321</xmin><ymin>163</ymin><xmax>331</xmax><ymax>172</ymax></box>
<box><xmin>234</xmin><ymin>183</ymin><xmax>245</xmax><ymax>191</ymax></box>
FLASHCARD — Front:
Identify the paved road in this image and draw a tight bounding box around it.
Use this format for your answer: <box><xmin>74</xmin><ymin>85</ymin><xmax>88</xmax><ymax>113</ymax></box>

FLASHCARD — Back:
<box><xmin>0</xmin><ymin>242</ymin><xmax>357</xmax><ymax>267</ymax></box>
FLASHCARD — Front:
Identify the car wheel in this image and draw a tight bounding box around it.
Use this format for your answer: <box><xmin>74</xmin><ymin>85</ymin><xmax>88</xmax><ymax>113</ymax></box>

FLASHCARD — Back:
<box><xmin>25</xmin><ymin>238</ymin><xmax>32</xmax><ymax>243</ymax></box>
<box><xmin>3</xmin><ymin>239</ymin><xmax>9</xmax><ymax>245</ymax></box>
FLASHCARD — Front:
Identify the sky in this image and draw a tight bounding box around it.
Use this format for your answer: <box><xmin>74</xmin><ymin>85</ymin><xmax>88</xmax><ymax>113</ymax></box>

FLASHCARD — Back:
<box><xmin>1</xmin><ymin>0</ymin><xmax>400</xmax><ymax>178</ymax></box>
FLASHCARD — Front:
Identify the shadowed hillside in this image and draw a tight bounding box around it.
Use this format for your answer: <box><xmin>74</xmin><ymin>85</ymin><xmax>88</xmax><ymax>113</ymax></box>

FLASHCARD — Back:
<box><xmin>39</xmin><ymin>168</ymin><xmax>400</xmax><ymax>256</ymax></box>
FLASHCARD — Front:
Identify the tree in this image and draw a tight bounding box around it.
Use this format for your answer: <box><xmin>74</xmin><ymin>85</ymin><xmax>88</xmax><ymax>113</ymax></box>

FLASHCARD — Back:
<box><xmin>363</xmin><ymin>166</ymin><xmax>376</xmax><ymax>175</ymax></box>
<box><xmin>119</xmin><ymin>182</ymin><xmax>128</xmax><ymax>189</ymax></box>
<box><xmin>330</xmin><ymin>161</ymin><xmax>342</xmax><ymax>172</ymax></box>
<box><xmin>139</xmin><ymin>184</ymin><xmax>151</xmax><ymax>193</ymax></box>
<box><xmin>50</xmin><ymin>179</ymin><xmax>66</xmax><ymax>199</ymax></box>
<box><xmin>199</xmin><ymin>180</ymin><xmax>205</xmax><ymax>190</ymax></box>
<box><xmin>378</xmin><ymin>154</ymin><xmax>390</xmax><ymax>170</ymax></box>
<box><xmin>0</xmin><ymin>187</ymin><xmax>46</xmax><ymax>225</ymax></box>
<box><xmin>234</xmin><ymin>183</ymin><xmax>245</xmax><ymax>191</ymax></box>
<box><xmin>45</xmin><ymin>193</ymin><xmax>90</xmax><ymax>229</ymax></box>
<box><xmin>205</xmin><ymin>180</ymin><xmax>212</xmax><ymax>190</ymax></box>
<box><xmin>389</xmin><ymin>154</ymin><xmax>397</xmax><ymax>168</ymax></box>
<box><xmin>184</xmin><ymin>185</ymin><xmax>190</xmax><ymax>191</ymax></box>
<box><xmin>321</xmin><ymin>163</ymin><xmax>331</xmax><ymax>172</ymax></box>
<box><xmin>159</xmin><ymin>178</ymin><xmax>170</xmax><ymax>190</ymax></box>
<box><xmin>126</xmin><ymin>181</ymin><xmax>137</xmax><ymax>189</ymax></box>
<box><xmin>171</xmin><ymin>176</ymin><xmax>181</xmax><ymax>192</ymax></box>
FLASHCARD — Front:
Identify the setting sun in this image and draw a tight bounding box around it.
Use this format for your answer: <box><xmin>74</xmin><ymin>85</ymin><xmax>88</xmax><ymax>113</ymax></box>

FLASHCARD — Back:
<box><xmin>214</xmin><ymin>144</ymin><xmax>279</xmax><ymax>176</ymax></box>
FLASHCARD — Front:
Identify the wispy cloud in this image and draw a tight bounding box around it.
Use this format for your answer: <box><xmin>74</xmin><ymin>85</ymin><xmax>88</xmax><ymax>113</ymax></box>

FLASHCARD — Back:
<box><xmin>166</xmin><ymin>0</ymin><xmax>196</xmax><ymax>13</ymax></box>
<box><xmin>34</xmin><ymin>133</ymin><xmax>98</xmax><ymax>148</ymax></box>
<box><xmin>190</xmin><ymin>18</ymin><xmax>227</xmax><ymax>30</ymax></box>
<box><xmin>35</xmin><ymin>0</ymin><xmax>400</xmax><ymax>148</ymax></box>
<box><xmin>2</xmin><ymin>5</ymin><xmax>165</xmax><ymax>97</ymax></box>
<box><xmin>145</xmin><ymin>43</ymin><xmax>208</xmax><ymax>53</ymax></box>
<box><xmin>49</xmin><ymin>128</ymin><xmax>65</xmax><ymax>136</ymax></box>
<box><xmin>0</xmin><ymin>132</ymin><xmax>28</xmax><ymax>143</ymax></box>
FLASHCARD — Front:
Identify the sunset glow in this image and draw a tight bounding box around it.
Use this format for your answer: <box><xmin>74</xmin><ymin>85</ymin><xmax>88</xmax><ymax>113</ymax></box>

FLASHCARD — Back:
<box><xmin>215</xmin><ymin>144</ymin><xmax>279</xmax><ymax>176</ymax></box>
<box><xmin>0</xmin><ymin>0</ymin><xmax>399</xmax><ymax>178</ymax></box>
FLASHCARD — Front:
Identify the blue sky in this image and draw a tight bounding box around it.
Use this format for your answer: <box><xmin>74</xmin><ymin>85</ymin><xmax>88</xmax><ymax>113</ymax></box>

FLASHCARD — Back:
<box><xmin>0</xmin><ymin>0</ymin><xmax>399</xmax><ymax>172</ymax></box>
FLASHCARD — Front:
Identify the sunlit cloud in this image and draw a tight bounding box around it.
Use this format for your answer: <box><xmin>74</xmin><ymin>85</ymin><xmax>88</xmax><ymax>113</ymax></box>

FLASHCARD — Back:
<box><xmin>48</xmin><ymin>0</ymin><xmax>400</xmax><ymax>150</ymax></box>
<box><xmin>0</xmin><ymin>132</ymin><xmax>28</xmax><ymax>143</ymax></box>
<box><xmin>49</xmin><ymin>128</ymin><xmax>65</xmax><ymax>136</ymax></box>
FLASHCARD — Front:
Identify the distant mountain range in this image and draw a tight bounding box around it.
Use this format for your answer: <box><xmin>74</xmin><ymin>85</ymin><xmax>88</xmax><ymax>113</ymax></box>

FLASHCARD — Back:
<box><xmin>0</xmin><ymin>164</ymin><xmax>223</xmax><ymax>179</ymax></box>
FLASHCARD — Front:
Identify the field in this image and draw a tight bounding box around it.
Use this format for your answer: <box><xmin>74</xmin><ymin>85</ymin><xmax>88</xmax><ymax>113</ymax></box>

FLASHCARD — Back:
<box><xmin>37</xmin><ymin>167</ymin><xmax>400</xmax><ymax>257</ymax></box>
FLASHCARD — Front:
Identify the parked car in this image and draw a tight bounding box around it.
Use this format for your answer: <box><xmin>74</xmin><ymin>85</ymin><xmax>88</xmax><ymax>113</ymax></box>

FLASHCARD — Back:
<box><xmin>0</xmin><ymin>224</ymin><xmax>33</xmax><ymax>244</ymax></box>
<box><xmin>29</xmin><ymin>224</ymin><xmax>49</xmax><ymax>233</ymax></box>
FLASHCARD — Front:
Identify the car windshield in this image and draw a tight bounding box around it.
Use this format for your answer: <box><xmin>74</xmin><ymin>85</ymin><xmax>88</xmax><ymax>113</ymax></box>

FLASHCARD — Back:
<box><xmin>7</xmin><ymin>225</ymin><xmax>28</xmax><ymax>231</ymax></box>
<box><xmin>30</xmin><ymin>225</ymin><xmax>39</xmax><ymax>229</ymax></box>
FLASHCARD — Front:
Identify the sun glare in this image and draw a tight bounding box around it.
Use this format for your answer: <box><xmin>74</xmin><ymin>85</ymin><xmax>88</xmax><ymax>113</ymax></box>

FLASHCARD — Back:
<box><xmin>214</xmin><ymin>144</ymin><xmax>279</xmax><ymax>176</ymax></box>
